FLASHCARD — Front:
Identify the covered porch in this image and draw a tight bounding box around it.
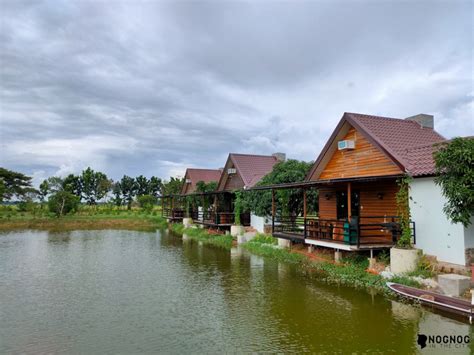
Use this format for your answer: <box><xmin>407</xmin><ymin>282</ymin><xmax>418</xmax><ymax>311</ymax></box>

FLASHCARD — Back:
<box><xmin>163</xmin><ymin>191</ymin><xmax>251</xmax><ymax>229</ymax></box>
<box><xmin>250</xmin><ymin>176</ymin><xmax>415</xmax><ymax>251</ymax></box>
<box><xmin>161</xmin><ymin>194</ymin><xmax>185</xmax><ymax>222</ymax></box>
<box><xmin>194</xmin><ymin>191</ymin><xmax>251</xmax><ymax>228</ymax></box>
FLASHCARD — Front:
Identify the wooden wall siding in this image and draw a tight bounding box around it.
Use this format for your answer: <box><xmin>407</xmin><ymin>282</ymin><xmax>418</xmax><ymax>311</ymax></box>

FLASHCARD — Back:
<box><xmin>219</xmin><ymin>161</ymin><xmax>245</xmax><ymax>191</ymax></box>
<box><xmin>318</xmin><ymin>187</ymin><xmax>337</xmax><ymax>220</ymax></box>
<box><xmin>319</xmin><ymin>127</ymin><xmax>402</xmax><ymax>180</ymax></box>
<box><xmin>224</xmin><ymin>172</ymin><xmax>244</xmax><ymax>191</ymax></box>
<box><xmin>358</xmin><ymin>180</ymin><xmax>398</xmax><ymax>218</ymax></box>
<box><xmin>318</xmin><ymin>180</ymin><xmax>399</xmax><ymax>221</ymax></box>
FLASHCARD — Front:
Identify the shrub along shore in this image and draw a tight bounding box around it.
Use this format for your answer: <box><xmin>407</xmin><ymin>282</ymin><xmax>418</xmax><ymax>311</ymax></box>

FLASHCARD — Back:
<box><xmin>170</xmin><ymin>224</ymin><xmax>422</xmax><ymax>294</ymax></box>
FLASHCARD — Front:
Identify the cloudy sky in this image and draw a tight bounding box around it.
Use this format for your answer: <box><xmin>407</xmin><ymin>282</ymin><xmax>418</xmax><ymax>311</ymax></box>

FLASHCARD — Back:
<box><xmin>1</xmin><ymin>0</ymin><xmax>472</xmax><ymax>185</ymax></box>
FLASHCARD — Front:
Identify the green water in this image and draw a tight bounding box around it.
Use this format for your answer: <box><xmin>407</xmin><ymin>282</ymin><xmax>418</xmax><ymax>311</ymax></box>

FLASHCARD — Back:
<box><xmin>0</xmin><ymin>229</ymin><xmax>471</xmax><ymax>354</ymax></box>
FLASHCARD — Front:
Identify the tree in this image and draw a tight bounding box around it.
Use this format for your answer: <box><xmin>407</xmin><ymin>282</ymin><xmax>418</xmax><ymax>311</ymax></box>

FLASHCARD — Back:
<box><xmin>80</xmin><ymin>167</ymin><xmax>110</xmax><ymax>205</ymax></box>
<box><xmin>48</xmin><ymin>191</ymin><xmax>80</xmax><ymax>217</ymax></box>
<box><xmin>0</xmin><ymin>168</ymin><xmax>35</xmax><ymax>202</ymax></box>
<box><xmin>162</xmin><ymin>176</ymin><xmax>184</xmax><ymax>195</ymax></box>
<box><xmin>38</xmin><ymin>180</ymin><xmax>49</xmax><ymax>204</ymax></box>
<box><xmin>137</xmin><ymin>194</ymin><xmax>157</xmax><ymax>213</ymax></box>
<box><xmin>148</xmin><ymin>176</ymin><xmax>163</xmax><ymax>197</ymax></box>
<box><xmin>63</xmin><ymin>174</ymin><xmax>82</xmax><ymax>198</ymax></box>
<box><xmin>434</xmin><ymin>137</ymin><xmax>474</xmax><ymax>227</ymax></box>
<box><xmin>136</xmin><ymin>175</ymin><xmax>150</xmax><ymax>196</ymax></box>
<box><xmin>120</xmin><ymin>175</ymin><xmax>137</xmax><ymax>210</ymax></box>
<box><xmin>46</xmin><ymin>176</ymin><xmax>65</xmax><ymax>193</ymax></box>
<box><xmin>112</xmin><ymin>181</ymin><xmax>122</xmax><ymax>207</ymax></box>
<box><xmin>194</xmin><ymin>180</ymin><xmax>218</xmax><ymax>210</ymax></box>
<box><xmin>242</xmin><ymin>159</ymin><xmax>318</xmax><ymax>217</ymax></box>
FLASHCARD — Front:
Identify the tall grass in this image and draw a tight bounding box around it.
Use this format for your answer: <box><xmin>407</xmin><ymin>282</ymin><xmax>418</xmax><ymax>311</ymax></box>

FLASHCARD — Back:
<box><xmin>170</xmin><ymin>224</ymin><xmax>233</xmax><ymax>249</ymax></box>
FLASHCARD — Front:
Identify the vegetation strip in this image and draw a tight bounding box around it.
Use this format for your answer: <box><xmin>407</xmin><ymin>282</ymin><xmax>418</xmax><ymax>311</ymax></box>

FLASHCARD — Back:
<box><xmin>0</xmin><ymin>207</ymin><xmax>168</xmax><ymax>231</ymax></box>
<box><xmin>171</xmin><ymin>224</ymin><xmax>234</xmax><ymax>249</ymax></box>
<box><xmin>171</xmin><ymin>226</ymin><xmax>422</xmax><ymax>293</ymax></box>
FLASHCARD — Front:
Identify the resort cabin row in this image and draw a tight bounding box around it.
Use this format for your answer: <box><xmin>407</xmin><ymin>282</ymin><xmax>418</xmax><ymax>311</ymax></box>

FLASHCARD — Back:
<box><xmin>163</xmin><ymin>153</ymin><xmax>284</xmax><ymax>227</ymax></box>
<box><xmin>163</xmin><ymin>112</ymin><xmax>473</xmax><ymax>268</ymax></box>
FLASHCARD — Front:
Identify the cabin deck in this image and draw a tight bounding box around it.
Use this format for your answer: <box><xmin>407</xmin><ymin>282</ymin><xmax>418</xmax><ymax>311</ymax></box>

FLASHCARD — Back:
<box><xmin>272</xmin><ymin>216</ymin><xmax>415</xmax><ymax>250</ymax></box>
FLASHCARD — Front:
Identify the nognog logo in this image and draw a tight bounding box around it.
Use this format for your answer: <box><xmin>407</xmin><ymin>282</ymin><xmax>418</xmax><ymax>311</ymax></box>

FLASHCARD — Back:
<box><xmin>417</xmin><ymin>334</ymin><xmax>470</xmax><ymax>349</ymax></box>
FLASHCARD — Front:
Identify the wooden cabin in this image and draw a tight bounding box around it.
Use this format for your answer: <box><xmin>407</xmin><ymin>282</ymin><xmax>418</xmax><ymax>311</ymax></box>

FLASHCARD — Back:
<box><xmin>273</xmin><ymin>112</ymin><xmax>446</xmax><ymax>251</ymax></box>
<box><xmin>162</xmin><ymin>168</ymin><xmax>221</xmax><ymax>222</ymax></box>
<box><xmin>203</xmin><ymin>153</ymin><xmax>284</xmax><ymax>228</ymax></box>
<box><xmin>181</xmin><ymin>168</ymin><xmax>221</xmax><ymax>223</ymax></box>
<box><xmin>181</xmin><ymin>168</ymin><xmax>222</xmax><ymax>195</ymax></box>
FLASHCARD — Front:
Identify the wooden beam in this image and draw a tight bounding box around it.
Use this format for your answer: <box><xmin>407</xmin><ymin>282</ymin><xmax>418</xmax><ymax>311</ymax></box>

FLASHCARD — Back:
<box><xmin>272</xmin><ymin>189</ymin><xmax>275</xmax><ymax>233</ymax></box>
<box><xmin>303</xmin><ymin>188</ymin><xmax>307</xmax><ymax>219</ymax></box>
<box><xmin>347</xmin><ymin>182</ymin><xmax>352</xmax><ymax>219</ymax></box>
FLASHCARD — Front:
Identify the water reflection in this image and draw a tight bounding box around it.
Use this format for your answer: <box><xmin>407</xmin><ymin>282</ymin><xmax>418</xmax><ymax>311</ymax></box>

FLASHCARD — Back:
<box><xmin>0</xmin><ymin>229</ymin><xmax>471</xmax><ymax>354</ymax></box>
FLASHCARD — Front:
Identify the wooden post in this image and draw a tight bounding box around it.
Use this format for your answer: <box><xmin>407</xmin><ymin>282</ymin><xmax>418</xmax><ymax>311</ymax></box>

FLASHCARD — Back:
<box><xmin>303</xmin><ymin>188</ymin><xmax>307</xmax><ymax>238</ymax></box>
<box><xmin>303</xmin><ymin>189</ymin><xmax>307</xmax><ymax>219</ymax></box>
<box><xmin>202</xmin><ymin>195</ymin><xmax>205</xmax><ymax>221</ymax></box>
<box><xmin>347</xmin><ymin>182</ymin><xmax>352</xmax><ymax>219</ymax></box>
<box><xmin>272</xmin><ymin>189</ymin><xmax>275</xmax><ymax>234</ymax></box>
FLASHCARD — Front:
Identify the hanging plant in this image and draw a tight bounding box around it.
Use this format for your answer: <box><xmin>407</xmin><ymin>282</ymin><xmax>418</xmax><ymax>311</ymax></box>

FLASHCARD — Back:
<box><xmin>234</xmin><ymin>191</ymin><xmax>242</xmax><ymax>226</ymax></box>
<box><xmin>395</xmin><ymin>175</ymin><xmax>413</xmax><ymax>249</ymax></box>
<box><xmin>185</xmin><ymin>196</ymin><xmax>191</xmax><ymax>218</ymax></box>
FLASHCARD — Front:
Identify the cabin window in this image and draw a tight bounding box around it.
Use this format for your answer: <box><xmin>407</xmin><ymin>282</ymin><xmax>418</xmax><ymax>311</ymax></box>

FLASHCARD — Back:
<box><xmin>336</xmin><ymin>190</ymin><xmax>360</xmax><ymax>220</ymax></box>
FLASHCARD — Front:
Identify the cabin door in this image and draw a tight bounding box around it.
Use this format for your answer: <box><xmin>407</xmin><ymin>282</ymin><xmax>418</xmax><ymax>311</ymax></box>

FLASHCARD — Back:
<box><xmin>336</xmin><ymin>190</ymin><xmax>360</xmax><ymax>220</ymax></box>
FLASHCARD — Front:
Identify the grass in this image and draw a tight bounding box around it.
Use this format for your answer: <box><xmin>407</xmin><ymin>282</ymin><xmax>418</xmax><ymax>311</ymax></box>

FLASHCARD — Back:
<box><xmin>170</xmin><ymin>224</ymin><xmax>234</xmax><ymax>249</ymax></box>
<box><xmin>240</xmin><ymin>235</ymin><xmax>421</xmax><ymax>293</ymax></box>
<box><xmin>241</xmin><ymin>236</ymin><xmax>305</xmax><ymax>264</ymax></box>
<box><xmin>167</xmin><ymin>227</ymin><xmax>424</xmax><ymax>293</ymax></box>
<box><xmin>0</xmin><ymin>205</ymin><xmax>168</xmax><ymax>231</ymax></box>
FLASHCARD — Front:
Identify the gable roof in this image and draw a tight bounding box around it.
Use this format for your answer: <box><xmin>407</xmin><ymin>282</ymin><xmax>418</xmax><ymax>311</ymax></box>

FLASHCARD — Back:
<box><xmin>307</xmin><ymin>112</ymin><xmax>446</xmax><ymax>180</ymax></box>
<box><xmin>217</xmin><ymin>153</ymin><xmax>279</xmax><ymax>191</ymax></box>
<box><xmin>181</xmin><ymin>168</ymin><xmax>221</xmax><ymax>194</ymax></box>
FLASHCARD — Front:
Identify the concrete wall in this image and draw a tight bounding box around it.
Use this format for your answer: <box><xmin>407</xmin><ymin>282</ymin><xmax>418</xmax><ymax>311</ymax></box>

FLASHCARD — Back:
<box><xmin>250</xmin><ymin>214</ymin><xmax>266</xmax><ymax>233</ymax></box>
<box><xmin>409</xmin><ymin>177</ymin><xmax>466</xmax><ymax>265</ymax></box>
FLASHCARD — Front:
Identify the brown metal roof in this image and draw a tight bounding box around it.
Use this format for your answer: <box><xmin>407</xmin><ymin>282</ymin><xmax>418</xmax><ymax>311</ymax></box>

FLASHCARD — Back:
<box><xmin>181</xmin><ymin>168</ymin><xmax>221</xmax><ymax>194</ymax></box>
<box><xmin>307</xmin><ymin>112</ymin><xmax>446</xmax><ymax>179</ymax></box>
<box><xmin>217</xmin><ymin>153</ymin><xmax>279</xmax><ymax>190</ymax></box>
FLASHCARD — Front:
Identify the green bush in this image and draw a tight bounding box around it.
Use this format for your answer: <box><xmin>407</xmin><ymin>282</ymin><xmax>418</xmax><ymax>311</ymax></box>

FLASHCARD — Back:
<box><xmin>406</xmin><ymin>253</ymin><xmax>435</xmax><ymax>278</ymax></box>
<box><xmin>48</xmin><ymin>191</ymin><xmax>80</xmax><ymax>217</ymax></box>
<box><xmin>341</xmin><ymin>253</ymin><xmax>369</xmax><ymax>269</ymax></box>
<box><xmin>137</xmin><ymin>195</ymin><xmax>157</xmax><ymax>213</ymax></box>
<box><xmin>377</xmin><ymin>250</ymin><xmax>390</xmax><ymax>265</ymax></box>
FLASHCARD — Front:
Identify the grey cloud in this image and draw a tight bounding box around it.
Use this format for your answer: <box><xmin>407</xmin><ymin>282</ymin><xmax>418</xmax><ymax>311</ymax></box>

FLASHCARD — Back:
<box><xmin>0</xmin><ymin>0</ymin><xmax>472</xmax><ymax>183</ymax></box>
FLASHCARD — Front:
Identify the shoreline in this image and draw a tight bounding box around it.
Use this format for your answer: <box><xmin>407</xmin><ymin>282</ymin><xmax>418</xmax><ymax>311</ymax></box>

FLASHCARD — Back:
<box><xmin>0</xmin><ymin>215</ymin><xmax>168</xmax><ymax>231</ymax></box>
<box><xmin>170</xmin><ymin>223</ymin><xmax>423</xmax><ymax>295</ymax></box>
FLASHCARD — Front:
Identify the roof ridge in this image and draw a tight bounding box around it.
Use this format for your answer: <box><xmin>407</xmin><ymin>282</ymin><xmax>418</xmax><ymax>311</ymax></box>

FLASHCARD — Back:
<box><xmin>229</xmin><ymin>153</ymin><xmax>277</xmax><ymax>158</ymax></box>
<box><xmin>346</xmin><ymin>112</ymin><xmax>422</xmax><ymax>124</ymax></box>
<box><xmin>187</xmin><ymin>168</ymin><xmax>221</xmax><ymax>171</ymax></box>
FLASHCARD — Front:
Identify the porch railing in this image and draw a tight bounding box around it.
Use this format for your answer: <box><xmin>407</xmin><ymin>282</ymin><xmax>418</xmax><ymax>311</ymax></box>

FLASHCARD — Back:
<box><xmin>163</xmin><ymin>208</ymin><xmax>184</xmax><ymax>219</ymax></box>
<box><xmin>273</xmin><ymin>215</ymin><xmax>415</xmax><ymax>247</ymax></box>
<box><xmin>193</xmin><ymin>211</ymin><xmax>251</xmax><ymax>226</ymax></box>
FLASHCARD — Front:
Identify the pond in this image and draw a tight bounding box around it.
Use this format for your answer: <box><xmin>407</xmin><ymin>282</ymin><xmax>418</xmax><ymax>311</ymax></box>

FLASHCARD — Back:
<box><xmin>0</xmin><ymin>229</ymin><xmax>471</xmax><ymax>353</ymax></box>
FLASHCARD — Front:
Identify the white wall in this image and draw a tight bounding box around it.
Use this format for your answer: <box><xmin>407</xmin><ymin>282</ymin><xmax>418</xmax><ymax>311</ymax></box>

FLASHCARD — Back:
<box><xmin>464</xmin><ymin>216</ymin><xmax>474</xmax><ymax>249</ymax></box>
<box><xmin>409</xmin><ymin>177</ymin><xmax>466</xmax><ymax>265</ymax></box>
<box><xmin>250</xmin><ymin>214</ymin><xmax>266</xmax><ymax>233</ymax></box>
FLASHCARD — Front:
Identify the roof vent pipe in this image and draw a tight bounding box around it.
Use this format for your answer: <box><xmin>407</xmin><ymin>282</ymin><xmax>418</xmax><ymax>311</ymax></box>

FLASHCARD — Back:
<box><xmin>405</xmin><ymin>114</ymin><xmax>434</xmax><ymax>129</ymax></box>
